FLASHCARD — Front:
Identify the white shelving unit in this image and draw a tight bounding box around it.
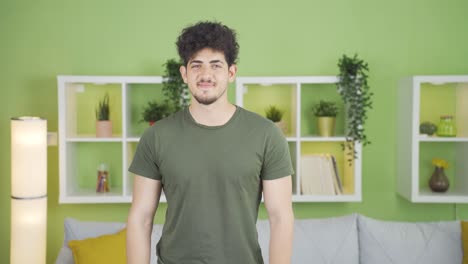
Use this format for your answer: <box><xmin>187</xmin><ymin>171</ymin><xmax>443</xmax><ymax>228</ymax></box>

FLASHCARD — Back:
<box><xmin>58</xmin><ymin>75</ymin><xmax>167</xmax><ymax>204</ymax></box>
<box><xmin>236</xmin><ymin>76</ymin><xmax>362</xmax><ymax>202</ymax></box>
<box><xmin>58</xmin><ymin>75</ymin><xmax>363</xmax><ymax>203</ymax></box>
<box><xmin>397</xmin><ymin>75</ymin><xmax>468</xmax><ymax>203</ymax></box>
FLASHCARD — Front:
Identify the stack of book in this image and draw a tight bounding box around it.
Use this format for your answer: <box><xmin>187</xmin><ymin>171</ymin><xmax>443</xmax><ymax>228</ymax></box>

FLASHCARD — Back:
<box><xmin>300</xmin><ymin>154</ymin><xmax>343</xmax><ymax>195</ymax></box>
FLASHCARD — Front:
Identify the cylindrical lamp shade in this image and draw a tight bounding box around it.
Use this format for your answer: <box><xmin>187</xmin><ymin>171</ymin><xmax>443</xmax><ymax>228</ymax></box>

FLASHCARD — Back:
<box><xmin>10</xmin><ymin>117</ymin><xmax>47</xmax><ymax>264</ymax></box>
<box><xmin>10</xmin><ymin>198</ymin><xmax>47</xmax><ymax>263</ymax></box>
<box><xmin>11</xmin><ymin>117</ymin><xmax>47</xmax><ymax>197</ymax></box>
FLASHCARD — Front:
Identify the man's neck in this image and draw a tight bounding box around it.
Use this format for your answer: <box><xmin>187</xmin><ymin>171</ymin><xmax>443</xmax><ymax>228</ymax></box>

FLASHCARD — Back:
<box><xmin>189</xmin><ymin>100</ymin><xmax>237</xmax><ymax>127</ymax></box>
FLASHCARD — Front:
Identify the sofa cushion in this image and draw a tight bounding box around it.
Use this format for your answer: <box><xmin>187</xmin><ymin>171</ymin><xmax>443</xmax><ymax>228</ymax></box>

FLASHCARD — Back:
<box><xmin>358</xmin><ymin>215</ymin><xmax>462</xmax><ymax>264</ymax></box>
<box><xmin>56</xmin><ymin>218</ymin><xmax>163</xmax><ymax>264</ymax></box>
<box><xmin>256</xmin><ymin>219</ymin><xmax>270</xmax><ymax>261</ymax></box>
<box><xmin>461</xmin><ymin>221</ymin><xmax>468</xmax><ymax>264</ymax></box>
<box><xmin>68</xmin><ymin>228</ymin><xmax>126</xmax><ymax>264</ymax></box>
<box><xmin>63</xmin><ymin>218</ymin><xmax>126</xmax><ymax>247</ymax></box>
<box><xmin>258</xmin><ymin>214</ymin><xmax>359</xmax><ymax>264</ymax></box>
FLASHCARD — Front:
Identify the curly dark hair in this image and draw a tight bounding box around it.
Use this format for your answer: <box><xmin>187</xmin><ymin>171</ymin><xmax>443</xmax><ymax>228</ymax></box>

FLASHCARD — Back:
<box><xmin>176</xmin><ymin>21</ymin><xmax>239</xmax><ymax>66</ymax></box>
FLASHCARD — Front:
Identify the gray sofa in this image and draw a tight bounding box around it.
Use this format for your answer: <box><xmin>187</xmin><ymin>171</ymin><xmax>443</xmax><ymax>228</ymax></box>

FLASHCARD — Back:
<box><xmin>56</xmin><ymin>214</ymin><xmax>462</xmax><ymax>264</ymax></box>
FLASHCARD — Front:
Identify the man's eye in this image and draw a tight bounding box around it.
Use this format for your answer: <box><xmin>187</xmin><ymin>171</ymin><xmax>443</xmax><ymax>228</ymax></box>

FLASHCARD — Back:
<box><xmin>191</xmin><ymin>65</ymin><xmax>201</xmax><ymax>69</ymax></box>
<box><xmin>213</xmin><ymin>64</ymin><xmax>222</xmax><ymax>69</ymax></box>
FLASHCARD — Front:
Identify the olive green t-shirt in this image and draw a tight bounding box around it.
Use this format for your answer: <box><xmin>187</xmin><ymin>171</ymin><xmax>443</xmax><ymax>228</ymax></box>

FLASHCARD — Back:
<box><xmin>129</xmin><ymin>105</ymin><xmax>294</xmax><ymax>264</ymax></box>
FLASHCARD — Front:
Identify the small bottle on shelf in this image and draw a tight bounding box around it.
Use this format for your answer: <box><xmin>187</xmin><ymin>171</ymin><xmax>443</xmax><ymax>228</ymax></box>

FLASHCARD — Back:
<box><xmin>96</xmin><ymin>163</ymin><xmax>110</xmax><ymax>193</ymax></box>
<box><xmin>436</xmin><ymin>115</ymin><xmax>457</xmax><ymax>137</ymax></box>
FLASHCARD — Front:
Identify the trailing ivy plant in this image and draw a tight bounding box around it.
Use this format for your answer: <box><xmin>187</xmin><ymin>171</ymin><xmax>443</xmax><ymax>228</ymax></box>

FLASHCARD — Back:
<box><xmin>337</xmin><ymin>54</ymin><xmax>373</xmax><ymax>163</ymax></box>
<box><xmin>162</xmin><ymin>59</ymin><xmax>190</xmax><ymax>113</ymax></box>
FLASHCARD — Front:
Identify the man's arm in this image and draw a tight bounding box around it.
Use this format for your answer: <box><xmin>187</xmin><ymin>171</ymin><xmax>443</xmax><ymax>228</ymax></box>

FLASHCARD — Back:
<box><xmin>127</xmin><ymin>175</ymin><xmax>162</xmax><ymax>264</ymax></box>
<box><xmin>263</xmin><ymin>176</ymin><xmax>294</xmax><ymax>264</ymax></box>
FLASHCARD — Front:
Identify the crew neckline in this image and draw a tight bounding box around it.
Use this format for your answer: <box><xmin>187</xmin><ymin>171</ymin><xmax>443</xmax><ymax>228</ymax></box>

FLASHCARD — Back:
<box><xmin>184</xmin><ymin>105</ymin><xmax>241</xmax><ymax>130</ymax></box>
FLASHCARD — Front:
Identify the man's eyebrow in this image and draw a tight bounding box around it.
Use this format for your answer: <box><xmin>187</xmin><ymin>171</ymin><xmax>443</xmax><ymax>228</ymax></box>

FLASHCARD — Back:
<box><xmin>189</xmin><ymin>59</ymin><xmax>225</xmax><ymax>64</ymax></box>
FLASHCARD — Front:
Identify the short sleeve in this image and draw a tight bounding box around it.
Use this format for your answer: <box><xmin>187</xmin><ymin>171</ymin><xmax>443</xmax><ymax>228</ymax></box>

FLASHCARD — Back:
<box><xmin>128</xmin><ymin>126</ymin><xmax>162</xmax><ymax>180</ymax></box>
<box><xmin>261</xmin><ymin>124</ymin><xmax>294</xmax><ymax>180</ymax></box>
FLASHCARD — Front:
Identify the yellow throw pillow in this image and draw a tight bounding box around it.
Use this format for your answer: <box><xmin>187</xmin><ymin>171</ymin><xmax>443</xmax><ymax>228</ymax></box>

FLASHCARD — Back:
<box><xmin>461</xmin><ymin>222</ymin><xmax>468</xmax><ymax>264</ymax></box>
<box><xmin>68</xmin><ymin>228</ymin><xmax>126</xmax><ymax>264</ymax></box>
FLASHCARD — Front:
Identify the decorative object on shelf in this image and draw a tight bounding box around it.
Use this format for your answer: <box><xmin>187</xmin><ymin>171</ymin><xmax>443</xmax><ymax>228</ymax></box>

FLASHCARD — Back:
<box><xmin>436</xmin><ymin>115</ymin><xmax>457</xmax><ymax>137</ymax></box>
<box><xmin>11</xmin><ymin>117</ymin><xmax>47</xmax><ymax>264</ymax></box>
<box><xmin>419</xmin><ymin>121</ymin><xmax>437</xmax><ymax>136</ymax></box>
<box><xmin>429</xmin><ymin>158</ymin><xmax>449</xmax><ymax>192</ymax></box>
<box><xmin>141</xmin><ymin>100</ymin><xmax>171</xmax><ymax>126</ymax></box>
<box><xmin>162</xmin><ymin>59</ymin><xmax>190</xmax><ymax>113</ymax></box>
<box><xmin>95</xmin><ymin>93</ymin><xmax>112</xmax><ymax>137</ymax></box>
<box><xmin>312</xmin><ymin>100</ymin><xmax>338</xmax><ymax>137</ymax></box>
<box><xmin>265</xmin><ymin>105</ymin><xmax>287</xmax><ymax>134</ymax></box>
<box><xmin>96</xmin><ymin>163</ymin><xmax>110</xmax><ymax>193</ymax></box>
<box><xmin>337</xmin><ymin>54</ymin><xmax>373</xmax><ymax>162</ymax></box>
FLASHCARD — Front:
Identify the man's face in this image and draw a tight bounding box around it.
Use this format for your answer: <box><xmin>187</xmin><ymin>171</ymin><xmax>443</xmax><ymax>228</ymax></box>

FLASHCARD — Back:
<box><xmin>180</xmin><ymin>48</ymin><xmax>237</xmax><ymax>105</ymax></box>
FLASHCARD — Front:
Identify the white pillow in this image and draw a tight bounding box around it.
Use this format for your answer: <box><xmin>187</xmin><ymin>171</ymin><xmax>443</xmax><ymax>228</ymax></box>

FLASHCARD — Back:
<box><xmin>358</xmin><ymin>215</ymin><xmax>462</xmax><ymax>264</ymax></box>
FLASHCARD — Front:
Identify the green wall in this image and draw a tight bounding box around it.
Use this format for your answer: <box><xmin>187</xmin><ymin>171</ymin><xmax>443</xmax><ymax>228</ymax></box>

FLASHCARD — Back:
<box><xmin>1</xmin><ymin>0</ymin><xmax>468</xmax><ymax>263</ymax></box>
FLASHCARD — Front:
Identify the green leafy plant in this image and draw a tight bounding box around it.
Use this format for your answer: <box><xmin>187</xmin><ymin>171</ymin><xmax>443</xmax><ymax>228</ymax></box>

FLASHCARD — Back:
<box><xmin>162</xmin><ymin>59</ymin><xmax>190</xmax><ymax>113</ymax></box>
<box><xmin>265</xmin><ymin>106</ymin><xmax>284</xmax><ymax>122</ymax></box>
<box><xmin>95</xmin><ymin>93</ymin><xmax>110</xmax><ymax>121</ymax></box>
<box><xmin>312</xmin><ymin>100</ymin><xmax>338</xmax><ymax>117</ymax></box>
<box><xmin>337</xmin><ymin>54</ymin><xmax>373</xmax><ymax>162</ymax></box>
<box><xmin>141</xmin><ymin>100</ymin><xmax>171</xmax><ymax>123</ymax></box>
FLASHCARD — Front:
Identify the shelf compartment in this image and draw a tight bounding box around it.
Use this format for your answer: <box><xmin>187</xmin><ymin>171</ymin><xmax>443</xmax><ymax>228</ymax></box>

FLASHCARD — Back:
<box><xmin>416</xmin><ymin>187</ymin><xmax>468</xmax><ymax>203</ymax></box>
<box><xmin>418</xmin><ymin>142</ymin><xmax>468</xmax><ymax>200</ymax></box>
<box><xmin>64</xmin><ymin>142</ymin><xmax>123</xmax><ymax>201</ymax></box>
<box><xmin>242</xmin><ymin>83</ymin><xmax>297</xmax><ymax>137</ymax></box>
<box><xmin>66</xmin><ymin>136</ymin><xmax>123</xmax><ymax>142</ymax></box>
<box><xmin>300</xmin><ymin>136</ymin><xmax>349</xmax><ymax>142</ymax></box>
<box><xmin>300</xmin><ymin>142</ymin><xmax>355</xmax><ymax>196</ymax></box>
<box><xmin>300</xmin><ymin>83</ymin><xmax>345</xmax><ymax>137</ymax></box>
<box><xmin>126</xmin><ymin>83</ymin><xmax>166</xmax><ymax>138</ymax></box>
<box><xmin>288</xmin><ymin>142</ymin><xmax>298</xmax><ymax>195</ymax></box>
<box><xmin>126</xmin><ymin>142</ymin><xmax>167</xmax><ymax>200</ymax></box>
<box><xmin>419</xmin><ymin>82</ymin><xmax>468</xmax><ymax>138</ymax></box>
<box><xmin>65</xmin><ymin>82</ymin><xmax>122</xmax><ymax>138</ymax></box>
<box><xmin>126</xmin><ymin>142</ymin><xmax>138</xmax><ymax>196</ymax></box>
<box><xmin>418</xmin><ymin>136</ymin><xmax>468</xmax><ymax>142</ymax></box>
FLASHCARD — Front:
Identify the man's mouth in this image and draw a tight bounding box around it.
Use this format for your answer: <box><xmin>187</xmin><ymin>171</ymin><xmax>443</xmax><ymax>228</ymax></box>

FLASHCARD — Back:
<box><xmin>198</xmin><ymin>82</ymin><xmax>215</xmax><ymax>89</ymax></box>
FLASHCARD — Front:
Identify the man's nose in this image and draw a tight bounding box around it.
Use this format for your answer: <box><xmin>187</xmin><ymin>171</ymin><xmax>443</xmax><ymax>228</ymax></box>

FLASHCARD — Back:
<box><xmin>199</xmin><ymin>65</ymin><xmax>213</xmax><ymax>79</ymax></box>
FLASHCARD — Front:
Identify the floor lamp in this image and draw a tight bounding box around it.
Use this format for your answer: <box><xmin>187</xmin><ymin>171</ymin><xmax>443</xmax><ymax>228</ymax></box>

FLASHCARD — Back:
<box><xmin>10</xmin><ymin>117</ymin><xmax>47</xmax><ymax>264</ymax></box>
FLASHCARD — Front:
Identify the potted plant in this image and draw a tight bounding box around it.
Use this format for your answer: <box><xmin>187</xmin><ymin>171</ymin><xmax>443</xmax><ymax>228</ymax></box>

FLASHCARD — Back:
<box><xmin>162</xmin><ymin>59</ymin><xmax>190</xmax><ymax>113</ymax></box>
<box><xmin>265</xmin><ymin>105</ymin><xmax>287</xmax><ymax>134</ymax></box>
<box><xmin>141</xmin><ymin>100</ymin><xmax>171</xmax><ymax>126</ymax></box>
<box><xmin>337</xmin><ymin>54</ymin><xmax>373</xmax><ymax>162</ymax></box>
<box><xmin>312</xmin><ymin>100</ymin><xmax>338</xmax><ymax>137</ymax></box>
<box><xmin>429</xmin><ymin>158</ymin><xmax>449</xmax><ymax>192</ymax></box>
<box><xmin>95</xmin><ymin>93</ymin><xmax>112</xmax><ymax>137</ymax></box>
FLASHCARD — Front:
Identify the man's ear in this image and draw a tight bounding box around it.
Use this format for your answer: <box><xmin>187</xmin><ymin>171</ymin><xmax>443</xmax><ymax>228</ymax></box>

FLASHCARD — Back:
<box><xmin>180</xmin><ymin>65</ymin><xmax>188</xmax><ymax>83</ymax></box>
<box><xmin>228</xmin><ymin>64</ymin><xmax>238</xmax><ymax>82</ymax></box>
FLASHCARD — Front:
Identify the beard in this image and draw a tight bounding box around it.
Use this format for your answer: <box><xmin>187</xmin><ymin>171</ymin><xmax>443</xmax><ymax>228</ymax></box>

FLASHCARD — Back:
<box><xmin>191</xmin><ymin>85</ymin><xmax>227</xmax><ymax>105</ymax></box>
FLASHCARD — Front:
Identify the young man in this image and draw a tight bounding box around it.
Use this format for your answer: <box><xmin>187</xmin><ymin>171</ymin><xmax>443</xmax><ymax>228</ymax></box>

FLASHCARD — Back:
<box><xmin>127</xmin><ymin>21</ymin><xmax>294</xmax><ymax>264</ymax></box>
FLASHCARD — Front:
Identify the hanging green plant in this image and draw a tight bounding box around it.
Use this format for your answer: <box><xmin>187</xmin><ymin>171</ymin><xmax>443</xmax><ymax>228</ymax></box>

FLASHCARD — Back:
<box><xmin>162</xmin><ymin>59</ymin><xmax>190</xmax><ymax>113</ymax></box>
<box><xmin>337</xmin><ymin>54</ymin><xmax>373</xmax><ymax>163</ymax></box>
